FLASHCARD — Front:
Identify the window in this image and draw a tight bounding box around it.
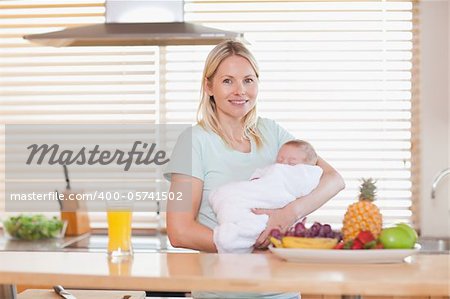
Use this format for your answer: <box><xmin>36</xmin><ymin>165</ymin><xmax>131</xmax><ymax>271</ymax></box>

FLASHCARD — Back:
<box><xmin>0</xmin><ymin>0</ymin><xmax>415</xmax><ymax>228</ymax></box>
<box><xmin>0</xmin><ymin>0</ymin><xmax>160</xmax><ymax>226</ymax></box>
<box><xmin>164</xmin><ymin>0</ymin><xmax>415</xmax><ymax>227</ymax></box>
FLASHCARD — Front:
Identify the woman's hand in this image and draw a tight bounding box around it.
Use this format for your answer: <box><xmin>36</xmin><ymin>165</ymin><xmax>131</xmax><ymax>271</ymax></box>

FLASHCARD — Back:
<box><xmin>284</xmin><ymin>157</ymin><xmax>345</xmax><ymax>223</ymax></box>
<box><xmin>252</xmin><ymin>156</ymin><xmax>345</xmax><ymax>250</ymax></box>
<box><xmin>251</xmin><ymin>247</ymin><xmax>270</xmax><ymax>254</ymax></box>
<box><xmin>252</xmin><ymin>206</ymin><xmax>297</xmax><ymax>249</ymax></box>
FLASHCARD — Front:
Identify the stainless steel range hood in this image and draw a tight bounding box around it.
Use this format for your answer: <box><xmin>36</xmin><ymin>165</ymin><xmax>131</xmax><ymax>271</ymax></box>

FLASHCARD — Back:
<box><xmin>23</xmin><ymin>0</ymin><xmax>244</xmax><ymax>47</ymax></box>
<box><xmin>23</xmin><ymin>23</ymin><xmax>243</xmax><ymax>47</ymax></box>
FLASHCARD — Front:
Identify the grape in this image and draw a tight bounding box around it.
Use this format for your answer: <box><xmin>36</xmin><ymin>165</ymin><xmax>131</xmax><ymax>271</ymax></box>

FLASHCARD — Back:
<box><xmin>294</xmin><ymin>222</ymin><xmax>306</xmax><ymax>237</ymax></box>
<box><xmin>333</xmin><ymin>231</ymin><xmax>343</xmax><ymax>241</ymax></box>
<box><xmin>270</xmin><ymin>228</ymin><xmax>282</xmax><ymax>240</ymax></box>
<box><xmin>304</xmin><ymin>230</ymin><xmax>314</xmax><ymax>238</ymax></box>
<box><xmin>312</xmin><ymin>222</ymin><xmax>322</xmax><ymax>229</ymax></box>
<box><xmin>295</xmin><ymin>222</ymin><xmax>306</xmax><ymax>231</ymax></box>
<box><xmin>325</xmin><ymin>231</ymin><xmax>335</xmax><ymax>238</ymax></box>
<box><xmin>318</xmin><ymin>224</ymin><xmax>331</xmax><ymax>238</ymax></box>
<box><xmin>295</xmin><ymin>231</ymin><xmax>305</xmax><ymax>237</ymax></box>
<box><xmin>312</xmin><ymin>222</ymin><xmax>322</xmax><ymax>231</ymax></box>
<box><xmin>286</xmin><ymin>230</ymin><xmax>295</xmax><ymax>237</ymax></box>
<box><xmin>286</xmin><ymin>227</ymin><xmax>296</xmax><ymax>236</ymax></box>
<box><xmin>284</xmin><ymin>219</ymin><xmax>340</xmax><ymax>239</ymax></box>
<box><xmin>322</xmin><ymin>224</ymin><xmax>332</xmax><ymax>234</ymax></box>
<box><xmin>309</xmin><ymin>222</ymin><xmax>321</xmax><ymax>237</ymax></box>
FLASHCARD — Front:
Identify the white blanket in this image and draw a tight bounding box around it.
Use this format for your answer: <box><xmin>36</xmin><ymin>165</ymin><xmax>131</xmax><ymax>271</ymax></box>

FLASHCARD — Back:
<box><xmin>209</xmin><ymin>163</ymin><xmax>323</xmax><ymax>253</ymax></box>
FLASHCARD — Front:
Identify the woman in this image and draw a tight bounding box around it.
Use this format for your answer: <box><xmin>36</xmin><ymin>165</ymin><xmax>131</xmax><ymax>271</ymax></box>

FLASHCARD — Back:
<box><xmin>164</xmin><ymin>40</ymin><xmax>345</xmax><ymax>298</ymax></box>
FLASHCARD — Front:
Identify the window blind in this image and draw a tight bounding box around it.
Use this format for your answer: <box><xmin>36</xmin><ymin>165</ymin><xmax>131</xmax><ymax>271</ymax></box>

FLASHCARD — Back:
<box><xmin>161</xmin><ymin>0</ymin><xmax>414</xmax><ymax>228</ymax></box>
<box><xmin>0</xmin><ymin>0</ymin><xmax>160</xmax><ymax>226</ymax></box>
<box><xmin>0</xmin><ymin>0</ymin><xmax>415</xmax><ymax>229</ymax></box>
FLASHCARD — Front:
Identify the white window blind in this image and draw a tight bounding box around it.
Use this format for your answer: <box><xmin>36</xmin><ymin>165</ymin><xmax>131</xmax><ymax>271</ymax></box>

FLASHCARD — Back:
<box><xmin>0</xmin><ymin>0</ymin><xmax>160</xmax><ymax>226</ymax></box>
<box><xmin>161</xmin><ymin>0</ymin><xmax>414</xmax><ymax>228</ymax></box>
<box><xmin>0</xmin><ymin>0</ymin><xmax>415</xmax><ymax>229</ymax></box>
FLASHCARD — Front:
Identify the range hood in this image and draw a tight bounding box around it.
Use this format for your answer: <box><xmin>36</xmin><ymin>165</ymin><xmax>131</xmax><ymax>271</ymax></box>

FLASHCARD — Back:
<box><xmin>23</xmin><ymin>0</ymin><xmax>244</xmax><ymax>47</ymax></box>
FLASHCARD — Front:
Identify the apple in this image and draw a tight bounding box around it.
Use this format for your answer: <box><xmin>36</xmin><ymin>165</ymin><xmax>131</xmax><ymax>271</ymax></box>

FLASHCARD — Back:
<box><xmin>396</xmin><ymin>223</ymin><xmax>418</xmax><ymax>244</ymax></box>
<box><xmin>378</xmin><ymin>227</ymin><xmax>415</xmax><ymax>249</ymax></box>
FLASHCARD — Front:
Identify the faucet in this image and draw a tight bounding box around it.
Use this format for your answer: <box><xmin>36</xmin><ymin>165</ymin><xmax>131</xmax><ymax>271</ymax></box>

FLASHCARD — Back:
<box><xmin>431</xmin><ymin>168</ymin><xmax>450</xmax><ymax>199</ymax></box>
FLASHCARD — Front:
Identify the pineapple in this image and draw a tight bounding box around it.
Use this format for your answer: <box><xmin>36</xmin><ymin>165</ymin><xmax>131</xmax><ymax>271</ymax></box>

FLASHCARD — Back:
<box><xmin>342</xmin><ymin>178</ymin><xmax>382</xmax><ymax>242</ymax></box>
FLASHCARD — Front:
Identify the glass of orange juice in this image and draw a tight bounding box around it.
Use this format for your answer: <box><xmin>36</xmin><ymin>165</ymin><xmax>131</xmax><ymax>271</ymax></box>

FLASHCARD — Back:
<box><xmin>107</xmin><ymin>198</ymin><xmax>133</xmax><ymax>257</ymax></box>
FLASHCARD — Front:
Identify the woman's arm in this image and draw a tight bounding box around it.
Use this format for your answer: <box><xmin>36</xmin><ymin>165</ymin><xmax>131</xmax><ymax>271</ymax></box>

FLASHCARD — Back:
<box><xmin>288</xmin><ymin>156</ymin><xmax>345</xmax><ymax>220</ymax></box>
<box><xmin>253</xmin><ymin>156</ymin><xmax>345</xmax><ymax>248</ymax></box>
<box><xmin>166</xmin><ymin>173</ymin><xmax>218</xmax><ymax>253</ymax></box>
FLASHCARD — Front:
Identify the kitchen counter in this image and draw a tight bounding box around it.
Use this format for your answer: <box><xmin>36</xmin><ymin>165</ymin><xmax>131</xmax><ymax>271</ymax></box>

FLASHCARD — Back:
<box><xmin>0</xmin><ymin>234</ymin><xmax>448</xmax><ymax>298</ymax></box>
<box><xmin>0</xmin><ymin>251</ymin><xmax>448</xmax><ymax>298</ymax></box>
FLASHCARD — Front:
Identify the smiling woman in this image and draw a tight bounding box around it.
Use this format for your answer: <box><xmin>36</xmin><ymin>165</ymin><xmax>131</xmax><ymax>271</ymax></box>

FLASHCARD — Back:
<box><xmin>197</xmin><ymin>41</ymin><xmax>261</xmax><ymax>154</ymax></box>
<box><xmin>204</xmin><ymin>55</ymin><xmax>258</xmax><ymax>121</ymax></box>
<box><xmin>164</xmin><ymin>40</ymin><xmax>345</xmax><ymax>299</ymax></box>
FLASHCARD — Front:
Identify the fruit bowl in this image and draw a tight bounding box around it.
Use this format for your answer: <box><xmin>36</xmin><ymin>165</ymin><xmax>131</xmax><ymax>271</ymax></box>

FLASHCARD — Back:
<box><xmin>3</xmin><ymin>215</ymin><xmax>67</xmax><ymax>241</ymax></box>
<box><xmin>269</xmin><ymin>244</ymin><xmax>421</xmax><ymax>264</ymax></box>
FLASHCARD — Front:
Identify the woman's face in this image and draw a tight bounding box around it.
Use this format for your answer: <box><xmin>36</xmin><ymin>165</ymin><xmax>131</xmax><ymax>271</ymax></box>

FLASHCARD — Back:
<box><xmin>205</xmin><ymin>55</ymin><xmax>258</xmax><ymax>122</ymax></box>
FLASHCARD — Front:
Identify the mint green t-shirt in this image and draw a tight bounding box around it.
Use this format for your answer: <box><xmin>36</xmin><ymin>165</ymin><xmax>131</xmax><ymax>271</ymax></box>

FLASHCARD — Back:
<box><xmin>164</xmin><ymin>117</ymin><xmax>295</xmax><ymax>230</ymax></box>
<box><xmin>164</xmin><ymin>117</ymin><xmax>299</xmax><ymax>299</ymax></box>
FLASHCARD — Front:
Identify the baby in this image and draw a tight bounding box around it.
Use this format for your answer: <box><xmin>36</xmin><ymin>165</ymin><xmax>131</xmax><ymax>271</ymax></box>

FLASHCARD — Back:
<box><xmin>209</xmin><ymin>140</ymin><xmax>323</xmax><ymax>253</ymax></box>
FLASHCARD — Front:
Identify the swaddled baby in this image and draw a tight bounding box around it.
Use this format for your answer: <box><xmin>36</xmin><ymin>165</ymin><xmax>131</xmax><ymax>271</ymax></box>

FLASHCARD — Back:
<box><xmin>209</xmin><ymin>139</ymin><xmax>323</xmax><ymax>253</ymax></box>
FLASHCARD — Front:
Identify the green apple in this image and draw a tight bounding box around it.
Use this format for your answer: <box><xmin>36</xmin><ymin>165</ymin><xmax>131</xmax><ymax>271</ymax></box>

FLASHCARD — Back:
<box><xmin>396</xmin><ymin>223</ymin><xmax>418</xmax><ymax>244</ymax></box>
<box><xmin>378</xmin><ymin>227</ymin><xmax>415</xmax><ymax>249</ymax></box>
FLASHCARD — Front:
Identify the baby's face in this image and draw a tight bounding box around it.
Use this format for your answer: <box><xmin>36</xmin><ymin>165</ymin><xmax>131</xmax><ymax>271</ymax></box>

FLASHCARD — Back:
<box><xmin>276</xmin><ymin>145</ymin><xmax>308</xmax><ymax>166</ymax></box>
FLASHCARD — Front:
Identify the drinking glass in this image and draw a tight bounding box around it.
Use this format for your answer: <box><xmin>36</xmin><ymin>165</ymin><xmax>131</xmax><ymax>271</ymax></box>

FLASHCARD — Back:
<box><xmin>107</xmin><ymin>199</ymin><xmax>133</xmax><ymax>257</ymax></box>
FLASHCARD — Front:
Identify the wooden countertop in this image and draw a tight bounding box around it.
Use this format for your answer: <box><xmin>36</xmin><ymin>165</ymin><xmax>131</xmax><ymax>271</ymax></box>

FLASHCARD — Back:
<box><xmin>0</xmin><ymin>251</ymin><xmax>448</xmax><ymax>296</ymax></box>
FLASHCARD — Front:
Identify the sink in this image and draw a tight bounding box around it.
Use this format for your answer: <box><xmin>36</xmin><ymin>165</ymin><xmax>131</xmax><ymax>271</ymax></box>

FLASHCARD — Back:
<box><xmin>61</xmin><ymin>233</ymin><xmax>196</xmax><ymax>253</ymax></box>
<box><xmin>418</xmin><ymin>237</ymin><xmax>450</xmax><ymax>254</ymax></box>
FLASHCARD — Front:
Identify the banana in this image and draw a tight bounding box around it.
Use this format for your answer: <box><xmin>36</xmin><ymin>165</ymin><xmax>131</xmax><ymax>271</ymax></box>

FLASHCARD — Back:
<box><xmin>270</xmin><ymin>237</ymin><xmax>283</xmax><ymax>248</ymax></box>
<box><xmin>281</xmin><ymin>237</ymin><xmax>338</xmax><ymax>249</ymax></box>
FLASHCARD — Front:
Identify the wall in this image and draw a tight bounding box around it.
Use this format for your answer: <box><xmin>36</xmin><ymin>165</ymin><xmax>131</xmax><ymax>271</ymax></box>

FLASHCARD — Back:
<box><xmin>419</xmin><ymin>0</ymin><xmax>450</xmax><ymax>237</ymax></box>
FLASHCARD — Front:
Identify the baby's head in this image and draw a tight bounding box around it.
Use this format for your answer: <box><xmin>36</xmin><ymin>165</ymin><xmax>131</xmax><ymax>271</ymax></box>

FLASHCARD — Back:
<box><xmin>276</xmin><ymin>140</ymin><xmax>318</xmax><ymax>166</ymax></box>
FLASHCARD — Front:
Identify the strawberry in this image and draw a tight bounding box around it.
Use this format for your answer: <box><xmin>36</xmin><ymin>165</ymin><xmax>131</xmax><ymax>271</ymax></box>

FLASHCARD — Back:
<box><xmin>351</xmin><ymin>238</ymin><xmax>364</xmax><ymax>249</ymax></box>
<box><xmin>356</xmin><ymin>230</ymin><xmax>375</xmax><ymax>245</ymax></box>
<box><xmin>374</xmin><ymin>242</ymin><xmax>384</xmax><ymax>249</ymax></box>
<box><xmin>363</xmin><ymin>240</ymin><xmax>377</xmax><ymax>249</ymax></box>
<box><xmin>333</xmin><ymin>241</ymin><xmax>344</xmax><ymax>250</ymax></box>
<box><xmin>343</xmin><ymin>240</ymin><xmax>354</xmax><ymax>249</ymax></box>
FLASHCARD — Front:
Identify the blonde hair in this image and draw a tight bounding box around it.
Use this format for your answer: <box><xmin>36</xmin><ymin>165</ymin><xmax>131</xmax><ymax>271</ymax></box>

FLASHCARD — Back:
<box><xmin>283</xmin><ymin>139</ymin><xmax>319</xmax><ymax>165</ymax></box>
<box><xmin>197</xmin><ymin>40</ymin><xmax>263</xmax><ymax>148</ymax></box>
